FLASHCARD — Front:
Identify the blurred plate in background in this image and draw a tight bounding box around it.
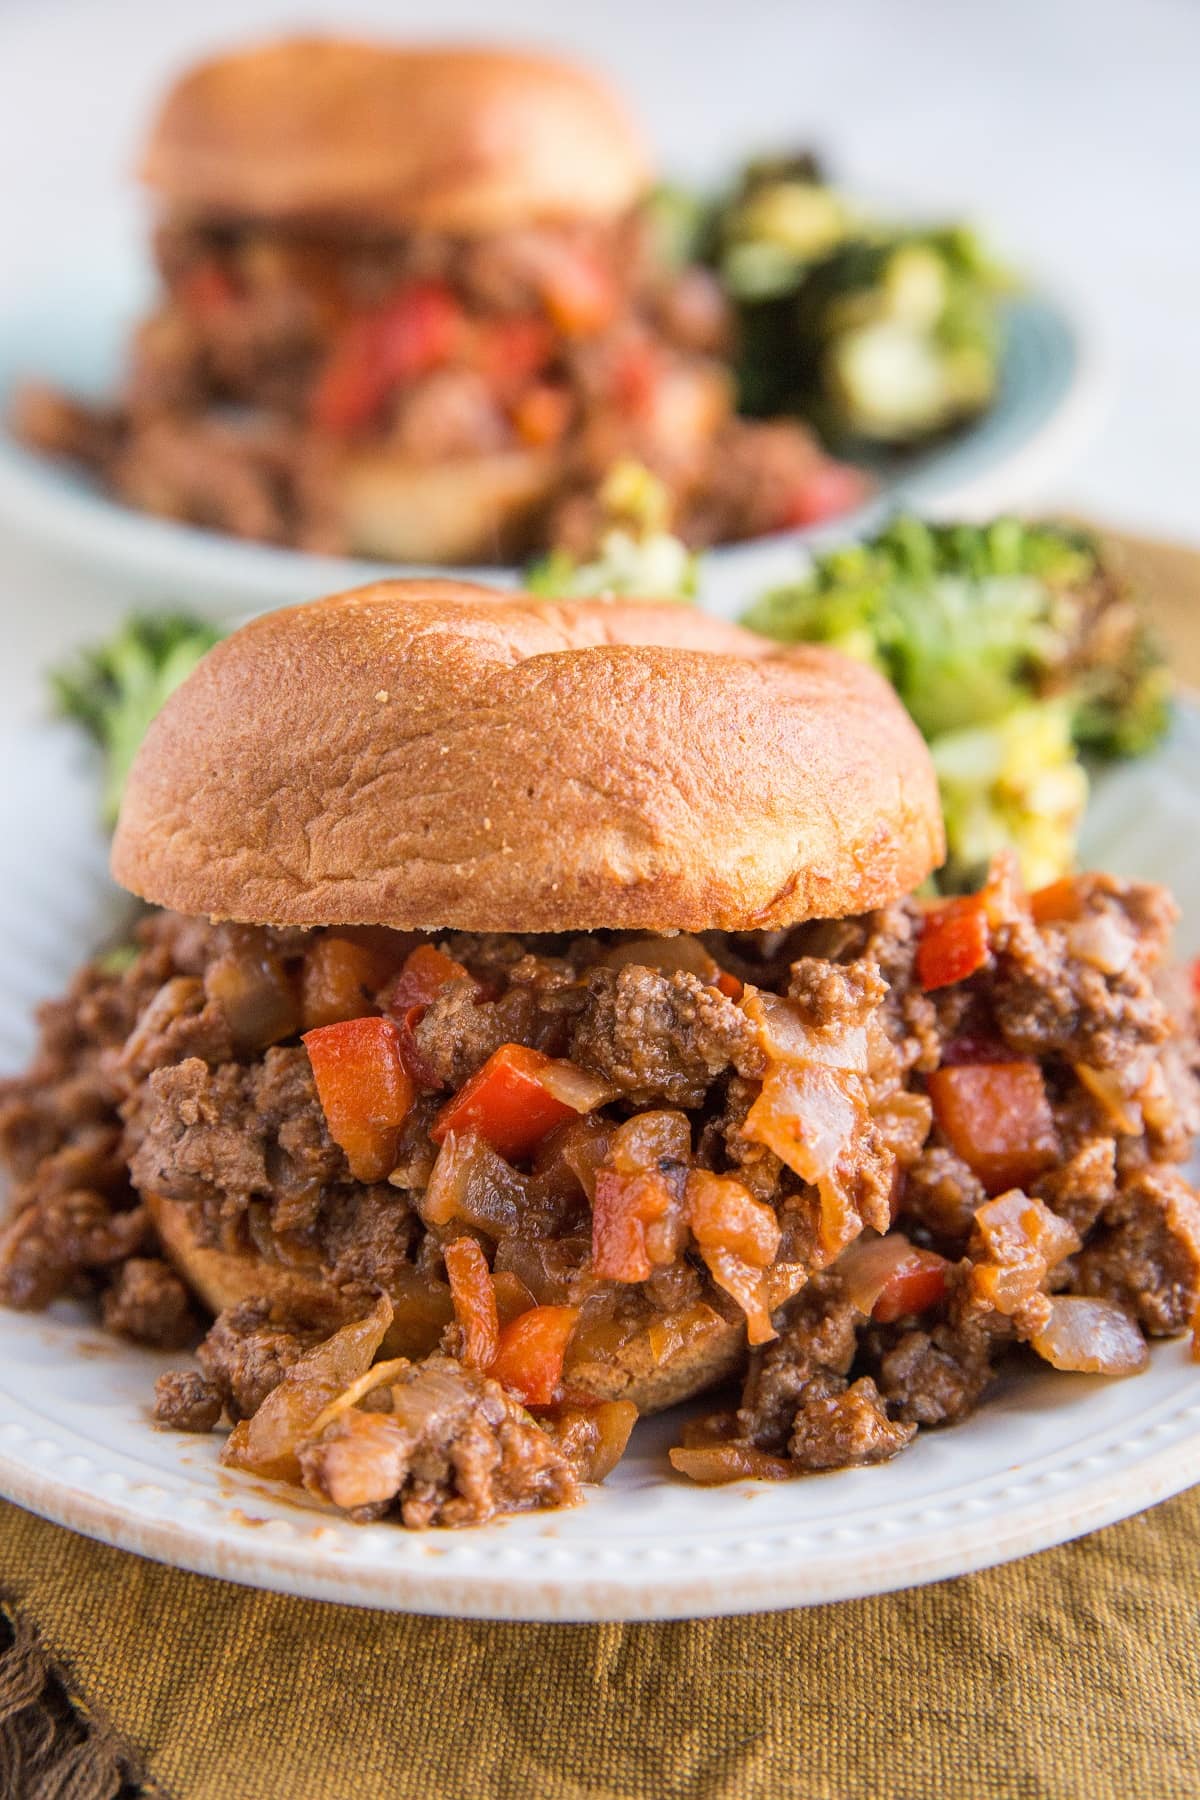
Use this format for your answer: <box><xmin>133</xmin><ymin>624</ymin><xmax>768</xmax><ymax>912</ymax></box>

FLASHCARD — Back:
<box><xmin>0</xmin><ymin>246</ymin><xmax>1100</xmax><ymax>623</ymax></box>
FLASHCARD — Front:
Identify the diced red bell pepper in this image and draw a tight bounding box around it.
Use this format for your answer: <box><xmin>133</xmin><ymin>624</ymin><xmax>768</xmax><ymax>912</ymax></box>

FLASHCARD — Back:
<box><xmin>488</xmin><ymin>1304</ymin><xmax>580</xmax><ymax>1406</ymax></box>
<box><xmin>917</xmin><ymin>894</ymin><xmax>991</xmax><ymax>992</ymax></box>
<box><xmin>1192</xmin><ymin>957</ymin><xmax>1200</xmax><ymax>1004</ymax></box>
<box><xmin>431</xmin><ymin>1044</ymin><xmax>578</xmax><ymax>1161</ymax></box>
<box><xmin>773</xmin><ymin>460</ymin><xmax>870</xmax><ymax>530</ymax></box>
<box><xmin>1029</xmin><ymin>878</ymin><xmax>1083</xmax><ymax>926</ymax></box>
<box><xmin>611</xmin><ymin>340</ymin><xmax>664</xmax><ymax>418</ymax></box>
<box><xmin>375</xmin><ymin>280</ymin><xmax>463</xmax><ymax>382</ymax></box>
<box><xmin>302</xmin><ymin>1016</ymin><xmax>414</xmax><ymax>1183</ymax></box>
<box><xmin>443</xmin><ymin>1237</ymin><xmax>500</xmax><ymax>1371</ymax></box>
<box><xmin>928</xmin><ymin>1061</ymin><xmax>1059</xmax><ymax>1196</ymax></box>
<box><xmin>382</xmin><ymin>944</ymin><xmax>481</xmax><ymax>1091</ymax></box>
<box><xmin>475</xmin><ymin>315</ymin><xmax>556</xmax><ymax>394</ymax></box>
<box><xmin>713</xmin><ymin>969</ymin><xmax>744</xmax><ymax>1001</ymax></box>
<box><xmin>511</xmin><ymin>383</ymin><xmax>573</xmax><ymax>447</ymax></box>
<box><xmin>592</xmin><ymin>1166</ymin><xmax>683</xmax><ymax>1284</ymax></box>
<box><xmin>870</xmin><ymin>1246</ymin><xmax>950</xmax><ymax>1323</ymax></box>
<box><xmin>311</xmin><ymin>281</ymin><xmax>463</xmax><ymax>435</ymax></box>
<box><xmin>383</xmin><ymin>943</ymin><xmax>476</xmax><ymax>1017</ymax></box>
<box><xmin>540</xmin><ymin>250</ymin><xmax>617</xmax><ymax>337</ymax></box>
<box><xmin>310</xmin><ymin>316</ymin><xmax>389</xmax><ymax>435</ymax></box>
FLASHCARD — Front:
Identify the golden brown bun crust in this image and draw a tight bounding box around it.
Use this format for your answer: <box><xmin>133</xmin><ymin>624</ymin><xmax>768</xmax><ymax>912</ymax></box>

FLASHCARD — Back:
<box><xmin>140</xmin><ymin>37</ymin><xmax>651</xmax><ymax>233</ymax></box>
<box><xmin>146</xmin><ymin>1192</ymin><xmax>739</xmax><ymax>1414</ymax></box>
<box><xmin>112</xmin><ymin>581</ymin><xmax>944</xmax><ymax>933</ymax></box>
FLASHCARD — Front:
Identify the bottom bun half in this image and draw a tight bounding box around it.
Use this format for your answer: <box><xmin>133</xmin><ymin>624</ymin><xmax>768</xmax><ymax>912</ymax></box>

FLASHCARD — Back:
<box><xmin>147</xmin><ymin>1192</ymin><xmax>745</xmax><ymax>1416</ymax></box>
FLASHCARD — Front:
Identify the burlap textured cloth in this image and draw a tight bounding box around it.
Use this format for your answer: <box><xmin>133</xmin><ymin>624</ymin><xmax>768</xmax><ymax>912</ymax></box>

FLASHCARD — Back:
<box><xmin>2</xmin><ymin>1490</ymin><xmax>1199</xmax><ymax>1799</ymax></box>
<box><xmin>1</xmin><ymin>527</ymin><xmax>1197</xmax><ymax>1800</ymax></box>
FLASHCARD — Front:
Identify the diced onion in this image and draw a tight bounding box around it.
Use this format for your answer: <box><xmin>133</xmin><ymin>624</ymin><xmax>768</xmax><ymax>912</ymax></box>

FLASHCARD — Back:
<box><xmin>668</xmin><ymin>1443</ymin><xmax>793</xmax><ymax>1485</ymax></box>
<box><xmin>306</xmin><ymin>1359</ymin><xmax>415</xmax><ymax>1437</ymax></box>
<box><xmin>700</xmin><ymin>1246</ymin><xmax>776</xmax><ymax>1345</ymax></box>
<box><xmin>743</xmin><ymin>990</ymin><xmax>868</xmax><ymax>1074</ymax></box>
<box><xmin>1030</xmin><ymin>1296</ymin><xmax>1149</xmax><ymax>1376</ymax></box>
<box><xmin>536</xmin><ymin>1059</ymin><xmax>620</xmax><ymax>1114</ymax></box>
<box><xmin>1064</xmin><ymin>914</ymin><xmax>1136</xmax><ymax>976</ymax></box>
<box><xmin>836</xmin><ymin>1233</ymin><xmax>921</xmax><ymax>1316</ymax></box>
<box><xmin>420</xmin><ymin>1129</ymin><xmax>526</xmax><ymax>1232</ymax></box>
<box><xmin>603</xmin><ymin>935</ymin><xmax>720</xmax><ymax>981</ymax></box>
<box><xmin>1073</xmin><ymin>1064</ymin><xmax>1143</xmax><ymax>1136</ymax></box>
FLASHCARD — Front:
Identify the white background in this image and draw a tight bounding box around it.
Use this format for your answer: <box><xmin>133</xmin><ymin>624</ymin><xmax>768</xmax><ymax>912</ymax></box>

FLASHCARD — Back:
<box><xmin>0</xmin><ymin>0</ymin><xmax>1197</xmax><ymax>716</ymax></box>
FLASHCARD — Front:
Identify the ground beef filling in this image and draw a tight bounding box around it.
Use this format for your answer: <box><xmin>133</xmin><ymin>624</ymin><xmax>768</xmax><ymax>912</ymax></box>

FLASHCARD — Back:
<box><xmin>10</xmin><ymin>209</ymin><xmax>856</xmax><ymax>555</ymax></box>
<box><xmin>1</xmin><ymin>864</ymin><xmax>1198</xmax><ymax>1527</ymax></box>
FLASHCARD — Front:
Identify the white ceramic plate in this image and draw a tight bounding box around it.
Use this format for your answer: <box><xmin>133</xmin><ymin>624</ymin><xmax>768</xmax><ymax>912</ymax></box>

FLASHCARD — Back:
<box><xmin>0</xmin><ymin>711</ymin><xmax>1197</xmax><ymax>1621</ymax></box>
<box><xmin>0</xmin><ymin>247</ymin><xmax>1100</xmax><ymax>622</ymax></box>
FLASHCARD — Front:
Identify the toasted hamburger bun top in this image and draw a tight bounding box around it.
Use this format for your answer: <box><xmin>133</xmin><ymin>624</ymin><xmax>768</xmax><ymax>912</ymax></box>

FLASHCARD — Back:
<box><xmin>140</xmin><ymin>37</ymin><xmax>652</xmax><ymax>234</ymax></box>
<box><xmin>111</xmin><ymin>580</ymin><xmax>944</xmax><ymax>933</ymax></box>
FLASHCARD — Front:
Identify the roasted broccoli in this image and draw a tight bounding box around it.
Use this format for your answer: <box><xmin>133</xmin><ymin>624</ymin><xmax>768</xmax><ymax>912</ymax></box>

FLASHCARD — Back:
<box><xmin>744</xmin><ymin>516</ymin><xmax>1171</xmax><ymax>890</ymax></box>
<box><xmin>51</xmin><ymin>613</ymin><xmax>222</xmax><ymax>824</ymax></box>
<box><xmin>525</xmin><ymin>462</ymin><xmax>698</xmax><ymax>601</ymax></box>
<box><xmin>732</xmin><ymin>220</ymin><xmax>1009</xmax><ymax>441</ymax></box>
<box><xmin>655</xmin><ymin>149</ymin><xmax>1013</xmax><ymax>446</ymax></box>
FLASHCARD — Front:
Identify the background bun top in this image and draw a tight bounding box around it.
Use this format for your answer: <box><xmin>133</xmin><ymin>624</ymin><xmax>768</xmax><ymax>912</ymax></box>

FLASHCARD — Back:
<box><xmin>140</xmin><ymin>37</ymin><xmax>654</xmax><ymax>233</ymax></box>
<box><xmin>111</xmin><ymin>580</ymin><xmax>945</xmax><ymax>934</ymax></box>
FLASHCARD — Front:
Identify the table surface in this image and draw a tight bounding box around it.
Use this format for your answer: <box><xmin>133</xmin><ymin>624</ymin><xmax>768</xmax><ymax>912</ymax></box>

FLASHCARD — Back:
<box><xmin>0</xmin><ymin>0</ymin><xmax>1197</xmax><ymax>722</ymax></box>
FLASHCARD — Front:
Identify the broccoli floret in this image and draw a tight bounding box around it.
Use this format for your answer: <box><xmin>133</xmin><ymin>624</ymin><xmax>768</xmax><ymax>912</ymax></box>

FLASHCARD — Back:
<box><xmin>51</xmin><ymin>613</ymin><xmax>221</xmax><ymax>825</ymax></box>
<box><xmin>743</xmin><ymin>516</ymin><xmax>1171</xmax><ymax>891</ymax></box>
<box><xmin>525</xmin><ymin>462</ymin><xmax>698</xmax><ymax>601</ymax></box>
<box><xmin>932</xmin><ymin>700</ymin><xmax>1089</xmax><ymax>893</ymax></box>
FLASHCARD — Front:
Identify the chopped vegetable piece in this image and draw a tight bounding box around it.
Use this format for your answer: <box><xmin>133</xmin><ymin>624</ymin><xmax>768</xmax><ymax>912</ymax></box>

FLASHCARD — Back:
<box><xmin>591</xmin><ymin>1166</ymin><xmax>682</xmax><ymax>1282</ymax></box>
<box><xmin>301</xmin><ymin>935</ymin><xmax>396</xmax><ymax>1032</ymax></box>
<box><xmin>928</xmin><ymin>1062</ymin><xmax>1058</xmax><ymax>1196</ymax></box>
<box><xmin>303</xmin><ymin>1016</ymin><xmax>415</xmax><ymax>1183</ymax></box>
<box><xmin>742</xmin><ymin>1060</ymin><xmax>870</xmax><ymax>1255</ymax></box>
<box><xmin>312</xmin><ymin>282</ymin><xmax>463</xmax><ymax>435</ymax></box>
<box><xmin>444</xmin><ymin>1237</ymin><xmax>500</xmax><ymax>1371</ymax></box>
<box><xmin>700</xmin><ymin>1246</ymin><xmax>777</xmax><ymax>1346</ymax></box>
<box><xmin>524</xmin><ymin>461</ymin><xmax>698</xmax><ymax>601</ymax></box>
<box><xmin>1029</xmin><ymin>877</ymin><xmax>1083</xmax><ymax>926</ymax></box>
<box><xmin>535</xmin><ymin>1060</ymin><xmax>619</xmax><ymax>1115</ymax></box>
<box><xmin>917</xmin><ymin>894</ymin><xmax>990</xmax><ymax>991</ymax></box>
<box><xmin>970</xmin><ymin>1191</ymin><xmax>1080</xmax><ymax>1318</ymax></box>
<box><xmin>668</xmin><ymin>1443</ymin><xmax>793</xmax><ymax>1484</ymax></box>
<box><xmin>382</xmin><ymin>943</ymin><xmax>476</xmax><ymax>1016</ymax></box>
<box><xmin>870</xmin><ymin>1249</ymin><xmax>950</xmax><ymax>1323</ymax></box>
<box><xmin>539</xmin><ymin>249</ymin><xmax>617</xmax><ymax>336</ymax></box>
<box><xmin>591</xmin><ymin>1112</ymin><xmax>690</xmax><ymax>1282</ymax></box>
<box><xmin>419</xmin><ymin>1130</ymin><xmax>525</xmax><ymax>1234</ymax></box>
<box><xmin>431</xmin><ymin>1044</ymin><xmax>579</xmax><ymax>1161</ymax></box>
<box><xmin>838</xmin><ymin>1232</ymin><xmax>949</xmax><ymax>1322</ymax></box>
<box><xmin>1029</xmin><ymin>1296</ymin><xmax>1148</xmax><ymax>1376</ymax></box>
<box><xmin>489</xmin><ymin>1305</ymin><xmax>580</xmax><ymax>1406</ymax></box>
<box><xmin>543</xmin><ymin>1400</ymin><xmax>639</xmax><ymax>1483</ymax></box>
<box><xmin>222</xmin><ymin>1297</ymin><xmax>393</xmax><ymax>1485</ymax></box>
<box><xmin>685</xmin><ymin>1170</ymin><xmax>781</xmax><ymax>1344</ymax></box>
<box><xmin>491</xmin><ymin>1270</ymin><xmax>539</xmax><ymax>1327</ymax></box>
<box><xmin>511</xmin><ymin>383</ymin><xmax>572</xmax><ymax>447</ymax></box>
<box><xmin>685</xmin><ymin>1169</ymin><xmax>781</xmax><ymax>1268</ymax></box>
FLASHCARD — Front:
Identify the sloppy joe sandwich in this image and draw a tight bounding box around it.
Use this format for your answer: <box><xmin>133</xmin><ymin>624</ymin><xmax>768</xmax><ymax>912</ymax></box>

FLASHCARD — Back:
<box><xmin>12</xmin><ymin>37</ymin><xmax>865</xmax><ymax>561</ymax></box>
<box><xmin>1</xmin><ymin>581</ymin><xmax>1197</xmax><ymax>1528</ymax></box>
